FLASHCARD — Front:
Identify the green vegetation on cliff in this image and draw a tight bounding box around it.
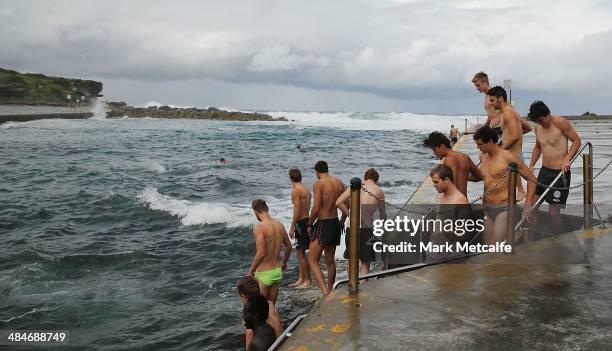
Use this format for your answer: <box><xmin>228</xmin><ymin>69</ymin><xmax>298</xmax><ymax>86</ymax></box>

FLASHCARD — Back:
<box><xmin>0</xmin><ymin>68</ymin><xmax>103</xmax><ymax>106</ymax></box>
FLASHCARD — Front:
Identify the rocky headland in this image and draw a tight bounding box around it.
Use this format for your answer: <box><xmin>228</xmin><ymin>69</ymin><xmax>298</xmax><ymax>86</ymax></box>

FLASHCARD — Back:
<box><xmin>106</xmin><ymin>102</ymin><xmax>287</xmax><ymax>121</ymax></box>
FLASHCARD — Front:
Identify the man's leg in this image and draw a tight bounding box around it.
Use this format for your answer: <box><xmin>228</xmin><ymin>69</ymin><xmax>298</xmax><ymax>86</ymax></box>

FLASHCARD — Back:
<box><xmin>483</xmin><ymin>217</ymin><xmax>495</xmax><ymax>244</ymax></box>
<box><xmin>492</xmin><ymin>211</ymin><xmax>510</xmax><ymax>243</ymax></box>
<box><xmin>296</xmin><ymin>249</ymin><xmax>312</xmax><ymax>288</ymax></box>
<box><xmin>360</xmin><ymin>261</ymin><xmax>370</xmax><ymax>275</ymax></box>
<box><xmin>549</xmin><ymin>204</ymin><xmax>563</xmax><ymax>235</ymax></box>
<box><xmin>323</xmin><ymin>246</ymin><xmax>336</xmax><ymax>291</ymax></box>
<box><xmin>289</xmin><ymin>248</ymin><xmax>305</xmax><ymax>287</ymax></box>
<box><xmin>268</xmin><ymin>283</ymin><xmax>280</xmax><ymax>306</ymax></box>
<box><xmin>258</xmin><ymin>280</ymin><xmax>271</xmax><ymax>302</ymax></box>
<box><xmin>308</xmin><ymin>240</ymin><xmax>329</xmax><ymax>295</ymax></box>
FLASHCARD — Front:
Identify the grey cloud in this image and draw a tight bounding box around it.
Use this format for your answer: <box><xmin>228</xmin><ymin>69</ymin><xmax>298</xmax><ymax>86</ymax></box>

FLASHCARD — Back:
<box><xmin>1</xmin><ymin>0</ymin><xmax>612</xmax><ymax>113</ymax></box>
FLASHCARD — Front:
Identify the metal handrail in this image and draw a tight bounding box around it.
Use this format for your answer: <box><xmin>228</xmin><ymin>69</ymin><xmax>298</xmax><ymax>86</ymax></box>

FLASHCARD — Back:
<box><xmin>268</xmin><ymin>314</ymin><xmax>307</xmax><ymax>350</ymax></box>
<box><xmin>515</xmin><ymin>141</ymin><xmax>592</xmax><ymax>231</ymax></box>
<box><xmin>332</xmin><ymin>251</ymin><xmax>477</xmax><ymax>290</ymax></box>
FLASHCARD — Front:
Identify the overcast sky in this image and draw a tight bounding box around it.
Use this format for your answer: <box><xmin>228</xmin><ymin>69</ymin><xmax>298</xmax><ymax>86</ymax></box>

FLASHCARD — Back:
<box><xmin>1</xmin><ymin>0</ymin><xmax>611</xmax><ymax>114</ymax></box>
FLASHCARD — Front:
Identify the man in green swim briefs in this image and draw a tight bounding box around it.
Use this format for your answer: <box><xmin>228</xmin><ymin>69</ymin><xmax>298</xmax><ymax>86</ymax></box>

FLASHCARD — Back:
<box><xmin>247</xmin><ymin>199</ymin><xmax>292</xmax><ymax>305</ymax></box>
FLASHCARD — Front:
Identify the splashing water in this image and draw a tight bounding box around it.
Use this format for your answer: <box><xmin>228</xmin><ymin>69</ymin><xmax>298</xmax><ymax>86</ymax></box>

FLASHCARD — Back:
<box><xmin>91</xmin><ymin>98</ymin><xmax>107</xmax><ymax>119</ymax></box>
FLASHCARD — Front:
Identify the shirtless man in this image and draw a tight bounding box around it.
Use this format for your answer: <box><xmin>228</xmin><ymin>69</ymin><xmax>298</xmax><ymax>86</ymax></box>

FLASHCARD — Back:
<box><xmin>423</xmin><ymin>132</ymin><xmax>483</xmax><ymax>197</ymax></box>
<box><xmin>307</xmin><ymin>160</ymin><xmax>346</xmax><ymax>295</ymax></box>
<box><xmin>473</xmin><ymin>126</ymin><xmax>536</xmax><ymax>244</ymax></box>
<box><xmin>336</xmin><ymin>168</ymin><xmax>387</xmax><ymax>274</ymax></box>
<box><xmin>527</xmin><ymin>101</ymin><xmax>581</xmax><ymax>233</ymax></box>
<box><xmin>242</xmin><ymin>295</ymin><xmax>276</xmax><ymax>351</ymax></box>
<box><xmin>486</xmin><ymin>86</ymin><xmax>529</xmax><ymax>198</ymax></box>
<box><xmin>236</xmin><ymin>276</ymin><xmax>282</xmax><ymax>347</ymax></box>
<box><xmin>288</xmin><ymin>168</ymin><xmax>312</xmax><ymax>288</ymax></box>
<box><xmin>247</xmin><ymin>199</ymin><xmax>292</xmax><ymax>305</ymax></box>
<box><xmin>430</xmin><ymin>164</ymin><xmax>468</xmax><ymax>205</ymax></box>
<box><xmin>449</xmin><ymin>125</ymin><xmax>460</xmax><ymax>146</ymax></box>
<box><xmin>472</xmin><ymin>72</ymin><xmax>532</xmax><ymax>135</ymax></box>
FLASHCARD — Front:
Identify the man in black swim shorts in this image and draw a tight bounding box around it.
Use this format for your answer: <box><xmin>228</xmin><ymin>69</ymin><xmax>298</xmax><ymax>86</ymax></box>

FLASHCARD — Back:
<box><xmin>306</xmin><ymin>161</ymin><xmax>346</xmax><ymax>296</ymax></box>
<box><xmin>527</xmin><ymin>101</ymin><xmax>581</xmax><ymax>234</ymax></box>
<box><xmin>288</xmin><ymin>168</ymin><xmax>312</xmax><ymax>289</ymax></box>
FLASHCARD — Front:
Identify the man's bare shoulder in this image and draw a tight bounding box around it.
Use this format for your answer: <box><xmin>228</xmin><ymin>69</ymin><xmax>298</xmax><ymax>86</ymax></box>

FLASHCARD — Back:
<box><xmin>254</xmin><ymin>223</ymin><xmax>267</xmax><ymax>234</ymax></box>
<box><xmin>551</xmin><ymin>115</ymin><xmax>571</xmax><ymax>129</ymax></box>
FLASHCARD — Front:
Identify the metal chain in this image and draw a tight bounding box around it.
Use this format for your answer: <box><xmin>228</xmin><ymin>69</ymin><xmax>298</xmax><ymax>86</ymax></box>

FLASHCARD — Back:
<box><xmin>468</xmin><ymin>169</ymin><xmax>511</xmax><ymax>204</ymax></box>
<box><xmin>360</xmin><ymin>158</ymin><xmax>612</xmax><ymax>206</ymax></box>
<box><xmin>519</xmin><ymin>158</ymin><xmax>612</xmax><ymax>190</ymax></box>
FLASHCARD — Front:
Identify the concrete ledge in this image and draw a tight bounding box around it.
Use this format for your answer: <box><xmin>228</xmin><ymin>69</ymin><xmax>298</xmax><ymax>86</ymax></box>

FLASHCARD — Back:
<box><xmin>0</xmin><ymin>113</ymin><xmax>93</xmax><ymax>124</ymax></box>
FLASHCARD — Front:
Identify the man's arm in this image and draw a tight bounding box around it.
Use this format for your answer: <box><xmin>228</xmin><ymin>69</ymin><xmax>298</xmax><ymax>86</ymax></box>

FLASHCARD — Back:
<box><xmin>335</xmin><ymin>188</ymin><xmax>350</xmax><ymax>217</ymax></box>
<box><xmin>280</xmin><ymin>225</ymin><xmax>292</xmax><ymax>271</ymax></box>
<box><xmin>307</xmin><ymin>182</ymin><xmax>322</xmax><ymax>230</ymax></box>
<box><xmin>378</xmin><ymin>189</ymin><xmax>387</xmax><ymax>221</ymax></box>
<box><xmin>529</xmin><ymin>133</ymin><xmax>542</xmax><ymax>174</ymax></box>
<box><xmin>501</xmin><ymin>111</ymin><xmax>520</xmax><ymax>150</ymax></box>
<box><xmin>508</xmin><ymin>153</ymin><xmax>537</xmax><ymax>220</ymax></box>
<box><xmin>246</xmin><ymin>226</ymin><xmax>266</xmax><ymax>276</ymax></box>
<box><xmin>289</xmin><ymin>189</ymin><xmax>301</xmax><ymax>238</ymax></box>
<box><xmin>467</xmin><ymin>156</ymin><xmax>484</xmax><ymax>182</ymax></box>
<box><xmin>520</xmin><ymin>118</ymin><xmax>532</xmax><ymax>134</ymax></box>
<box><xmin>558</xmin><ymin>117</ymin><xmax>581</xmax><ymax>173</ymax></box>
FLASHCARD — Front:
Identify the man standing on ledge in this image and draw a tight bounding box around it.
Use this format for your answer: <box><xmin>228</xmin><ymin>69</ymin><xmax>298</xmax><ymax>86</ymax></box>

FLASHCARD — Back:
<box><xmin>307</xmin><ymin>160</ymin><xmax>346</xmax><ymax>295</ymax></box>
<box><xmin>247</xmin><ymin>199</ymin><xmax>292</xmax><ymax>305</ymax></box>
<box><xmin>527</xmin><ymin>101</ymin><xmax>581</xmax><ymax>234</ymax></box>
<box><xmin>288</xmin><ymin>168</ymin><xmax>312</xmax><ymax>289</ymax></box>
<box><xmin>487</xmin><ymin>86</ymin><xmax>528</xmax><ymax>199</ymax></box>
<box><xmin>449</xmin><ymin>125</ymin><xmax>461</xmax><ymax>146</ymax></box>
<box><xmin>423</xmin><ymin>132</ymin><xmax>483</xmax><ymax>197</ymax></box>
<box><xmin>474</xmin><ymin>126</ymin><xmax>536</xmax><ymax>244</ymax></box>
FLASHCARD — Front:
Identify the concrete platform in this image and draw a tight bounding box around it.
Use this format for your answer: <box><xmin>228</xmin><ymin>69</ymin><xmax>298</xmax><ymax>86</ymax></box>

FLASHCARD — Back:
<box><xmin>279</xmin><ymin>226</ymin><xmax>612</xmax><ymax>350</ymax></box>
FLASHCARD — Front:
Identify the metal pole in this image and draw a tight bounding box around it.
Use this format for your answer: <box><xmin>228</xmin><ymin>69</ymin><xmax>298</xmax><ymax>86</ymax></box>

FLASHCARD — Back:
<box><xmin>507</xmin><ymin>162</ymin><xmax>518</xmax><ymax>250</ymax></box>
<box><xmin>465</xmin><ymin>118</ymin><xmax>468</xmax><ymax>134</ymax></box>
<box><xmin>583</xmin><ymin>151</ymin><xmax>593</xmax><ymax>228</ymax></box>
<box><xmin>349</xmin><ymin>177</ymin><xmax>361</xmax><ymax>294</ymax></box>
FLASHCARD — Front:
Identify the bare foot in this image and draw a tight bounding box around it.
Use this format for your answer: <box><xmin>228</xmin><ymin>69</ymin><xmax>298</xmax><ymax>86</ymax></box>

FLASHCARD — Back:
<box><xmin>296</xmin><ymin>281</ymin><xmax>312</xmax><ymax>289</ymax></box>
<box><xmin>288</xmin><ymin>280</ymin><xmax>304</xmax><ymax>287</ymax></box>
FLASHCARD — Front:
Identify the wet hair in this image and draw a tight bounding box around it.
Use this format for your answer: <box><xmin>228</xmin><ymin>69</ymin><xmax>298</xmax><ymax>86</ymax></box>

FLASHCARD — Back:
<box><xmin>486</xmin><ymin>86</ymin><xmax>507</xmax><ymax>102</ymax></box>
<box><xmin>236</xmin><ymin>276</ymin><xmax>260</xmax><ymax>297</ymax></box>
<box><xmin>528</xmin><ymin>100</ymin><xmax>551</xmax><ymax>121</ymax></box>
<box><xmin>430</xmin><ymin>164</ymin><xmax>454</xmax><ymax>182</ymax></box>
<box><xmin>288</xmin><ymin>168</ymin><xmax>302</xmax><ymax>182</ymax></box>
<box><xmin>472</xmin><ymin>71</ymin><xmax>489</xmax><ymax>84</ymax></box>
<box><xmin>251</xmin><ymin>198</ymin><xmax>269</xmax><ymax>212</ymax></box>
<box><xmin>220</xmin><ymin>158</ymin><xmax>225</xmax><ymax>162</ymax></box>
<box><xmin>451</xmin><ymin>125</ymin><xmax>454</xmax><ymax>128</ymax></box>
<box><xmin>364</xmin><ymin>168</ymin><xmax>379</xmax><ymax>182</ymax></box>
<box><xmin>244</xmin><ymin>294</ymin><xmax>269</xmax><ymax>324</ymax></box>
<box><xmin>314</xmin><ymin>160</ymin><xmax>328</xmax><ymax>173</ymax></box>
<box><xmin>423</xmin><ymin>132</ymin><xmax>451</xmax><ymax>149</ymax></box>
<box><xmin>473</xmin><ymin>125</ymin><xmax>499</xmax><ymax>144</ymax></box>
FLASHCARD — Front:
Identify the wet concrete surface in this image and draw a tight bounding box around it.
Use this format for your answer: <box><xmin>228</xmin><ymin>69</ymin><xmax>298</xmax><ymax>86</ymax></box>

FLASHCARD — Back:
<box><xmin>280</xmin><ymin>227</ymin><xmax>612</xmax><ymax>350</ymax></box>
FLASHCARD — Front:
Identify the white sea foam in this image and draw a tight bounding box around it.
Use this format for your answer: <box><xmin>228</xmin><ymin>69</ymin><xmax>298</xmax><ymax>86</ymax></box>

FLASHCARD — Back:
<box><xmin>264</xmin><ymin>110</ymin><xmax>482</xmax><ymax>132</ymax></box>
<box><xmin>146</xmin><ymin>161</ymin><xmax>167</xmax><ymax>174</ymax></box>
<box><xmin>1</xmin><ymin>122</ymin><xmax>21</xmax><ymax>129</ymax></box>
<box><xmin>91</xmin><ymin>98</ymin><xmax>107</xmax><ymax>119</ymax></box>
<box><xmin>137</xmin><ymin>187</ymin><xmax>255</xmax><ymax>227</ymax></box>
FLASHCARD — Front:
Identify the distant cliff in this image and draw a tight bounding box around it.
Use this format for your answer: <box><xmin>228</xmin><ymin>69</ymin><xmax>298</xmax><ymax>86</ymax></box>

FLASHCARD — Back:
<box><xmin>106</xmin><ymin>102</ymin><xmax>287</xmax><ymax>122</ymax></box>
<box><xmin>0</xmin><ymin>68</ymin><xmax>103</xmax><ymax>106</ymax></box>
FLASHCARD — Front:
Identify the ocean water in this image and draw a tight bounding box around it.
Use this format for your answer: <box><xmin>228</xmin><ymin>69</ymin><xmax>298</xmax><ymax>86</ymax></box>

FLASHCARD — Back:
<box><xmin>2</xmin><ymin>112</ymin><xmax>610</xmax><ymax>350</ymax></box>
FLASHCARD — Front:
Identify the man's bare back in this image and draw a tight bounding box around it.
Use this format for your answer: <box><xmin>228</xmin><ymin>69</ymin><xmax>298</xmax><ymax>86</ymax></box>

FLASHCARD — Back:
<box><xmin>292</xmin><ymin>183</ymin><xmax>311</xmax><ymax>220</ymax></box>
<box><xmin>443</xmin><ymin>150</ymin><xmax>482</xmax><ymax>197</ymax></box>
<box><xmin>313</xmin><ymin>175</ymin><xmax>345</xmax><ymax>219</ymax></box>
<box><xmin>253</xmin><ymin>220</ymin><xmax>287</xmax><ymax>272</ymax></box>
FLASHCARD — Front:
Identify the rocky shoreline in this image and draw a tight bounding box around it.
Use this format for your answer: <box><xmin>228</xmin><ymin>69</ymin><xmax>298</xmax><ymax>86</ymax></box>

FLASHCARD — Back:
<box><xmin>106</xmin><ymin>102</ymin><xmax>287</xmax><ymax>121</ymax></box>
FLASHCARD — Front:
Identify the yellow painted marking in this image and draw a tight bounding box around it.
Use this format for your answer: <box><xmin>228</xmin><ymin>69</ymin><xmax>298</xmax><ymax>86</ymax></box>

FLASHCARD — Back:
<box><xmin>331</xmin><ymin>323</ymin><xmax>351</xmax><ymax>333</ymax></box>
<box><xmin>578</xmin><ymin>227</ymin><xmax>612</xmax><ymax>239</ymax></box>
<box><xmin>404</xmin><ymin>272</ymin><xmax>429</xmax><ymax>283</ymax></box>
<box><xmin>307</xmin><ymin>324</ymin><xmax>326</xmax><ymax>333</ymax></box>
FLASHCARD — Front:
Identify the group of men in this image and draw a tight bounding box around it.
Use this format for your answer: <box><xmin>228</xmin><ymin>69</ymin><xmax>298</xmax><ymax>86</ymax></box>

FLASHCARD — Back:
<box><xmin>425</xmin><ymin>71</ymin><xmax>581</xmax><ymax>243</ymax></box>
<box><xmin>236</xmin><ymin>71</ymin><xmax>582</xmax><ymax>349</ymax></box>
<box><xmin>239</xmin><ymin>161</ymin><xmax>386</xmax><ymax>349</ymax></box>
